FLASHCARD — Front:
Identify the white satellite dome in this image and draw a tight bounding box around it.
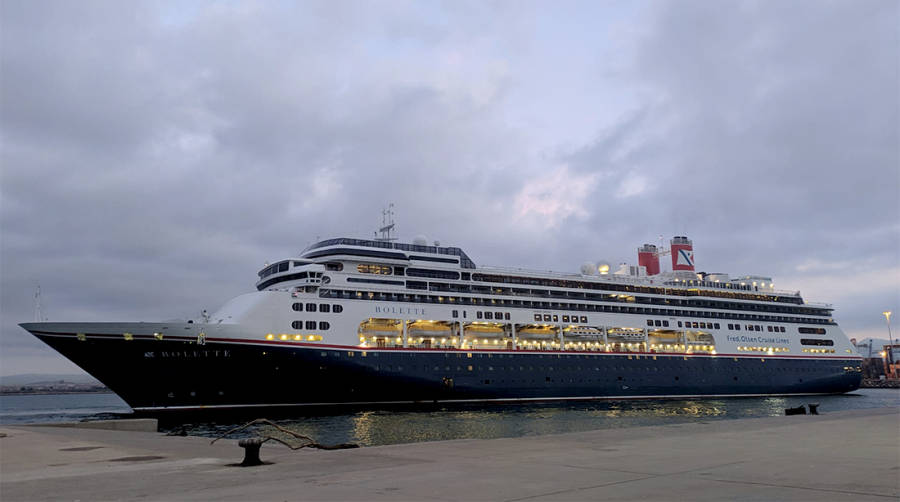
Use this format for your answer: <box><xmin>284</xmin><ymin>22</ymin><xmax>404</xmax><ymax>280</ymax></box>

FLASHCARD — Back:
<box><xmin>581</xmin><ymin>262</ymin><xmax>597</xmax><ymax>275</ymax></box>
<box><xmin>412</xmin><ymin>235</ymin><xmax>428</xmax><ymax>246</ymax></box>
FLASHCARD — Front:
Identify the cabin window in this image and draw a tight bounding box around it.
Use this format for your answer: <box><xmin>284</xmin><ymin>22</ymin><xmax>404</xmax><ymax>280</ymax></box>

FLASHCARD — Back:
<box><xmin>655</xmin><ymin>320</ymin><xmax>662</xmax><ymax>327</ymax></box>
<box><xmin>714</xmin><ymin>323</ymin><xmax>720</xmax><ymax>329</ymax></box>
<box><xmin>306</xmin><ymin>303</ymin><xmax>316</xmax><ymax>312</ymax></box>
<box><xmin>333</xmin><ymin>304</ymin><xmax>343</xmax><ymax>313</ymax></box>
<box><xmin>477</xmin><ymin>312</ymin><xmax>483</xmax><ymax>319</ymax></box>
<box><xmin>325</xmin><ymin>263</ymin><xmax>343</xmax><ymax>271</ymax></box>
<box><xmin>357</xmin><ymin>264</ymin><xmax>392</xmax><ymax>275</ymax></box>
<box><xmin>553</xmin><ymin>315</ymin><xmax>558</xmax><ymax>322</ymax></box>
<box><xmin>647</xmin><ymin>319</ymin><xmax>653</xmax><ymax>326</ymax></box>
<box><xmin>305</xmin><ymin>321</ymin><xmax>316</xmax><ymax>330</ymax></box>
<box><xmin>291</xmin><ymin>321</ymin><xmax>301</xmax><ymax>329</ymax></box>
<box><xmin>580</xmin><ymin>316</ymin><xmax>587</xmax><ymax>323</ymax></box>
<box><xmin>505</xmin><ymin>313</ymin><xmax>510</xmax><ymax>320</ymax></box>
<box><xmin>452</xmin><ymin>310</ymin><xmax>459</xmax><ymax>318</ymax></box>
<box><xmin>534</xmin><ymin>314</ymin><xmax>541</xmax><ymax>321</ymax></box>
<box><xmin>319</xmin><ymin>304</ymin><xmax>330</xmax><ymax>313</ymax></box>
<box><xmin>663</xmin><ymin>320</ymin><xmax>669</xmax><ymax>327</ymax></box>
<box><xmin>485</xmin><ymin>312</ymin><xmax>493</xmax><ymax>320</ymax></box>
<box><xmin>319</xmin><ymin>322</ymin><xmax>330</xmax><ymax>330</ymax></box>
<box><xmin>292</xmin><ymin>303</ymin><xmax>301</xmax><ymax>311</ymax></box>
<box><xmin>495</xmin><ymin>312</ymin><xmax>503</xmax><ymax>319</ymax></box>
<box><xmin>544</xmin><ymin>314</ymin><xmax>551</xmax><ymax>321</ymax></box>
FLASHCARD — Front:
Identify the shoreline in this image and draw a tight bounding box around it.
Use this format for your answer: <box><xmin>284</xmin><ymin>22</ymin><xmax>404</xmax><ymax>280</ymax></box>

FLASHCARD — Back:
<box><xmin>0</xmin><ymin>389</ymin><xmax>113</xmax><ymax>396</ymax></box>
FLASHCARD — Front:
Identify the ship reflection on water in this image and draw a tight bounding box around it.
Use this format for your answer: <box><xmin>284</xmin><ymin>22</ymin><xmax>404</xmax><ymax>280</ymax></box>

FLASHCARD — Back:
<box><xmin>157</xmin><ymin>390</ymin><xmax>898</xmax><ymax>447</ymax></box>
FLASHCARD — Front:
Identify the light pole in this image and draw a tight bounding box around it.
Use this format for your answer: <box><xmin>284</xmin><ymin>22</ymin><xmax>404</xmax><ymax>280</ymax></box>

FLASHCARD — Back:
<box><xmin>884</xmin><ymin>311</ymin><xmax>895</xmax><ymax>379</ymax></box>
<box><xmin>883</xmin><ymin>311</ymin><xmax>894</xmax><ymax>344</ymax></box>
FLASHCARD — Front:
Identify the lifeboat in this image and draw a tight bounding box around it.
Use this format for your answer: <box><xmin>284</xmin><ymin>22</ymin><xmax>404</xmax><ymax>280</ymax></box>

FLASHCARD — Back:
<box><xmin>408</xmin><ymin>320</ymin><xmax>453</xmax><ymax>338</ymax></box>
<box><xmin>564</xmin><ymin>327</ymin><xmax>603</xmax><ymax>339</ymax></box>
<box><xmin>464</xmin><ymin>323</ymin><xmax>505</xmax><ymax>338</ymax></box>
<box><xmin>359</xmin><ymin>318</ymin><xmax>402</xmax><ymax>337</ymax></box>
<box><xmin>607</xmin><ymin>329</ymin><xmax>645</xmax><ymax>342</ymax></box>
<box><xmin>516</xmin><ymin>325</ymin><xmax>558</xmax><ymax>340</ymax></box>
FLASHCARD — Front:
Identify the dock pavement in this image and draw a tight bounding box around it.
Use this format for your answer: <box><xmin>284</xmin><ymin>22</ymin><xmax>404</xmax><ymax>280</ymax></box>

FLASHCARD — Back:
<box><xmin>1</xmin><ymin>407</ymin><xmax>898</xmax><ymax>501</ymax></box>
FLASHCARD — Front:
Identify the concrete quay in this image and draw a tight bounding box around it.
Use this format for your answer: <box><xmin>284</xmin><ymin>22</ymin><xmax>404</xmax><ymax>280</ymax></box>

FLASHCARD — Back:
<box><xmin>1</xmin><ymin>407</ymin><xmax>898</xmax><ymax>501</ymax></box>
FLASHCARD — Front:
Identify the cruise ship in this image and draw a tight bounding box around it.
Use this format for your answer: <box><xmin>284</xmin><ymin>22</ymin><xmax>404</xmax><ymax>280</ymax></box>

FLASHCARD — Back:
<box><xmin>21</xmin><ymin>232</ymin><xmax>863</xmax><ymax>412</ymax></box>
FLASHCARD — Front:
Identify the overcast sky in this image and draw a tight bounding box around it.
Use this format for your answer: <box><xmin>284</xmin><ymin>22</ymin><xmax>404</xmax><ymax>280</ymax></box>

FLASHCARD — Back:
<box><xmin>1</xmin><ymin>0</ymin><xmax>898</xmax><ymax>376</ymax></box>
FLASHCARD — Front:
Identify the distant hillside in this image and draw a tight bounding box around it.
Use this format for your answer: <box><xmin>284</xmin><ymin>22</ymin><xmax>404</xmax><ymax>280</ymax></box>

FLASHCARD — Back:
<box><xmin>0</xmin><ymin>373</ymin><xmax>101</xmax><ymax>386</ymax></box>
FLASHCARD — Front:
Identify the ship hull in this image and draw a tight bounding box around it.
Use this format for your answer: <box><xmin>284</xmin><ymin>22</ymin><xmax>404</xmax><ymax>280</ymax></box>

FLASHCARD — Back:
<box><xmin>25</xmin><ymin>325</ymin><xmax>863</xmax><ymax>413</ymax></box>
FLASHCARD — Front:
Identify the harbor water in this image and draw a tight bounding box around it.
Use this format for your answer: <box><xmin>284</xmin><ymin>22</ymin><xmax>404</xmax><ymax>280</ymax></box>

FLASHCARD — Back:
<box><xmin>2</xmin><ymin>389</ymin><xmax>897</xmax><ymax>447</ymax></box>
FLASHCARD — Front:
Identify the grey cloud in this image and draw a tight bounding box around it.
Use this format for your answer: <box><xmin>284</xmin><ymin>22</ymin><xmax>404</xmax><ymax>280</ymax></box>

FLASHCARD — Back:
<box><xmin>1</xmin><ymin>0</ymin><xmax>897</xmax><ymax>374</ymax></box>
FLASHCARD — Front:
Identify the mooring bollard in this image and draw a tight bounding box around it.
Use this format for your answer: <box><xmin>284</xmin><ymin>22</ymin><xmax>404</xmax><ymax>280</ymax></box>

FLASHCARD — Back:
<box><xmin>238</xmin><ymin>437</ymin><xmax>265</xmax><ymax>466</ymax></box>
<box><xmin>808</xmin><ymin>403</ymin><xmax>819</xmax><ymax>415</ymax></box>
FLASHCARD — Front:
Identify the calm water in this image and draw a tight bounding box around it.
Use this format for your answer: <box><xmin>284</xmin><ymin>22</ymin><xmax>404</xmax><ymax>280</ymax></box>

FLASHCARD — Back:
<box><xmin>2</xmin><ymin>390</ymin><xmax>897</xmax><ymax>447</ymax></box>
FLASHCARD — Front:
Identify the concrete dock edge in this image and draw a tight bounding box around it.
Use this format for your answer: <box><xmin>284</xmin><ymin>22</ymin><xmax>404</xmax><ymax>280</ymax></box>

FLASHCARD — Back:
<box><xmin>2</xmin><ymin>407</ymin><xmax>898</xmax><ymax>501</ymax></box>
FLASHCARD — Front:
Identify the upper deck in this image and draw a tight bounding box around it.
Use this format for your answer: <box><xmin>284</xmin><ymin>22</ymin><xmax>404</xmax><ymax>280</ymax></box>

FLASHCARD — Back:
<box><xmin>253</xmin><ymin>237</ymin><xmax>826</xmax><ymax>311</ymax></box>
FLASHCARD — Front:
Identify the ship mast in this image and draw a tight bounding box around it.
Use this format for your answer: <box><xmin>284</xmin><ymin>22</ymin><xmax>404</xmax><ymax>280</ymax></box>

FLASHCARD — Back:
<box><xmin>374</xmin><ymin>203</ymin><xmax>397</xmax><ymax>242</ymax></box>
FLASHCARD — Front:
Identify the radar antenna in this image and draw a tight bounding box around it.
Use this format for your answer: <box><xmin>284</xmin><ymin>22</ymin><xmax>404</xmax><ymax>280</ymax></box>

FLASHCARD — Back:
<box><xmin>374</xmin><ymin>203</ymin><xmax>397</xmax><ymax>242</ymax></box>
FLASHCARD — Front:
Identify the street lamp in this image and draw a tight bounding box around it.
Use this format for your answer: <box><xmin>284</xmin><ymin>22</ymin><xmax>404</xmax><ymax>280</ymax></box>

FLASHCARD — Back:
<box><xmin>884</xmin><ymin>311</ymin><xmax>894</xmax><ymax>344</ymax></box>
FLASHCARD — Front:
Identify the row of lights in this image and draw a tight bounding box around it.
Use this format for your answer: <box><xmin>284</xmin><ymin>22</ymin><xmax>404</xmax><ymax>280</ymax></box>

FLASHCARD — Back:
<box><xmin>738</xmin><ymin>346</ymin><xmax>789</xmax><ymax>354</ymax></box>
<box><xmin>803</xmin><ymin>348</ymin><xmax>836</xmax><ymax>354</ymax></box>
<box><xmin>265</xmin><ymin>333</ymin><xmax>323</xmax><ymax>342</ymax></box>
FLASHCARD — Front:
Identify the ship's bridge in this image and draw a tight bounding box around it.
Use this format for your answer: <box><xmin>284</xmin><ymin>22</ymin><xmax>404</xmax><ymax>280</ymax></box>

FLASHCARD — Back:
<box><xmin>256</xmin><ymin>260</ymin><xmax>325</xmax><ymax>291</ymax></box>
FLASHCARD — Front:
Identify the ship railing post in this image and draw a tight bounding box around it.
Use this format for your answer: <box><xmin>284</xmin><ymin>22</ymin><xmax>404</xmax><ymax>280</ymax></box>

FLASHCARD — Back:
<box><xmin>512</xmin><ymin>323</ymin><xmax>517</xmax><ymax>350</ymax></box>
<box><xmin>643</xmin><ymin>328</ymin><xmax>648</xmax><ymax>352</ymax></box>
<box><xmin>403</xmin><ymin>320</ymin><xmax>408</xmax><ymax>348</ymax></box>
<box><xmin>459</xmin><ymin>321</ymin><xmax>464</xmax><ymax>349</ymax></box>
<box><xmin>602</xmin><ymin>327</ymin><xmax>608</xmax><ymax>351</ymax></box>
<box><xmin>558</xmin><ymin>324</ymin><xmax>564</xmax><ymax>351</ymax></box>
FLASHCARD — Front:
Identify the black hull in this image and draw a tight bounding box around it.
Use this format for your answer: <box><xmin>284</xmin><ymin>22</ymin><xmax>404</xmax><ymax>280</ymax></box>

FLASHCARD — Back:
<box><xmin>31</xmin><ymin>331</ymin><xmax>863</xmax><ymax>413</ymax></box>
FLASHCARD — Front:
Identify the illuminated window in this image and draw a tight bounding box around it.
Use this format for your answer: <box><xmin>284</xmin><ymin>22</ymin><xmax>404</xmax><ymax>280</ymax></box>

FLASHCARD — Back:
<box><xmin>357</xmin><ymin>264</ymin><xmax>392</xmax><ymax>275</ymax></box>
